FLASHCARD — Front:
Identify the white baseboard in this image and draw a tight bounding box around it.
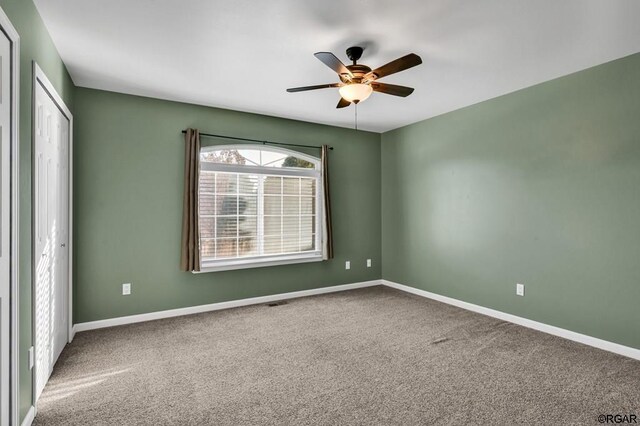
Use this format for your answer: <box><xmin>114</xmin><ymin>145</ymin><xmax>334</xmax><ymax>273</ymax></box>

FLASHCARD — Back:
<box><xmin>21</xmin><ymin>405</ymin><xmax>35</xmax><ymax>426</ymax></box>
<box><xmin>73</xmin><ymin>280</ymin><xmax>382</xmax><ymax>333</ymax></box>
<box><xmin>382</xmin><ymin>279</ymin><xmax>640</xmax><ymax>361</ymax></box>
<box><xmin>71</xmin><ymin>278</ymin><xmax>639</xmax><ymax>361</ymax></box>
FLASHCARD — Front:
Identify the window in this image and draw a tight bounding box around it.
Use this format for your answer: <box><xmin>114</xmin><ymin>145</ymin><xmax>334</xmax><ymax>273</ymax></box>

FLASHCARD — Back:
<box><xmin>198</xmin><ymin>145</ymin><xmax>323</xmax><ymax>271</ymax></box>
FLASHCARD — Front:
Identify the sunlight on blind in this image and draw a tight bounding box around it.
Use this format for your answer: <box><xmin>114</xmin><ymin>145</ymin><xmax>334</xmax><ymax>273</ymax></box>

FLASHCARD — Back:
<box><xmin>199</xmin><ymin>172</ymin><xmax>317</xmax><ymax>260</ymax></box>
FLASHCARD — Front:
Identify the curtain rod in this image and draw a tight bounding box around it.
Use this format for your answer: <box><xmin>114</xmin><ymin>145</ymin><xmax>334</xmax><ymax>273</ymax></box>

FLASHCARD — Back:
<box><xmin>181</xmin><ymin>130</ymin><xmax>333</xmax><ymax>150</ymax></box>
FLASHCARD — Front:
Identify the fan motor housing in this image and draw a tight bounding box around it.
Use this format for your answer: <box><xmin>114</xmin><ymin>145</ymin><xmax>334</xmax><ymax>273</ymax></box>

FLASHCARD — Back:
<box><xmin>340</xmin><ymin>64</ymin><xmax>372</xmax><ymax>83</ymax></box>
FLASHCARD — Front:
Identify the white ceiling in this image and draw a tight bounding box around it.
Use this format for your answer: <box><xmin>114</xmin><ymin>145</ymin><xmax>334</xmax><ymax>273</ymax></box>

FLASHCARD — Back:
<box><xmin>34</xmin><ymin>0</ymin><xmax>640</xmax><ymax>133</ymax></box>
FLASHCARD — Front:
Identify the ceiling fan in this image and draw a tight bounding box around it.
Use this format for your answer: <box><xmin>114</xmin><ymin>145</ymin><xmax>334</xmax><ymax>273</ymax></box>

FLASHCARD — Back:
<box><xmin>287</xmin><ymin>46</ymin><xmax>422</xmax><ymax>108</ymax></box>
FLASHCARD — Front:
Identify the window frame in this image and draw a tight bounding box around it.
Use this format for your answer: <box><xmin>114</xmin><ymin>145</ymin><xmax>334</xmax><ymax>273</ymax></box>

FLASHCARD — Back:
<box><xmin>196</xmin><ymin>144</ymin><xmax>324</xmax><ymax>273</ymax></box>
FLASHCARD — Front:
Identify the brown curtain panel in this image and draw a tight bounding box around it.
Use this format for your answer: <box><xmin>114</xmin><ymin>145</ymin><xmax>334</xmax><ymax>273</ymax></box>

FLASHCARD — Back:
<box><xmin>180</xmin><ymin>128</ymin><xmax>201</xmax><ymax>271</ymax></box>
<box><xmin>321</xmin><ymin>145</ymin><xmax>334</xmax><ymax>260</ymax></box>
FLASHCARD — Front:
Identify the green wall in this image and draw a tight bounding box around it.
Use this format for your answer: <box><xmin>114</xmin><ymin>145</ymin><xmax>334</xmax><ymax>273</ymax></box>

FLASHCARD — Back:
<box><xmin>3</xmin><ymin>1</ymin><xmax>639</xmax><ymax>422</ymax></box>
<box><xmin>382</xmin><ymin>53</ymin><xmax>640</xmax><ymax>350</ymax></box>
<box><xmin>0</xmin><ymin>0</ymin><xmax>75</xmax><ymax>422</ymax></box>
<box><xmin>73</xmin><ymin>88</ymin><xmax>382</xmax><ymax>323</ymax></box>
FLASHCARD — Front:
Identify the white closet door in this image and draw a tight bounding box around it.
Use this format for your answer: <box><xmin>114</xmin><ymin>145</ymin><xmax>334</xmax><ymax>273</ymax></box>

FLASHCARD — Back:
<box><xmin>34</xmin><ymin>82</ymin><xmax>69</xmax><ymax>401</ymax></box>
<box><xmin>53</xmin><ymin>111</ymin><xmax>69</xmax><ymax>363</ymax></box>
<box><xmin>0</xmin><ymin>27</ymin><xmax>11</xmax><ymax>426</ymax></box>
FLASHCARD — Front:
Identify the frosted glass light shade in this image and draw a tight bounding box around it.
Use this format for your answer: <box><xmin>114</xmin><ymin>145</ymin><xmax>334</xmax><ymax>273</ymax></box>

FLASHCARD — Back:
<box><xmin>339</xmin><ymin>83</ymin><xmax>373</xmax><ymax>103</ymax></box>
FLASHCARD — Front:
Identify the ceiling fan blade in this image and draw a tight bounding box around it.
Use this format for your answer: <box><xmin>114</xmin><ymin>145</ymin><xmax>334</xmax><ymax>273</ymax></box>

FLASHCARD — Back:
<box><xmin>287</xmin><ymin>83</ymin><xmax>341</xmax><ymax>93</ymax></box>
<box><xmin>371</xmin><ymin>82</ymin><xmax>415</xmax><ymax>97</ymax></box>
<box><xmin>314</xmin><ymin>52</ymin><xmax>353</xmax><ymax>78</ymax></box>
<box><xmin>366</xmin><ymin>53</ymin><xmax>422</xmax><ymax>80</ymax></box>
<box><xmin>336</xmin><ymin>98</ymin><xmax>351</xmax><ymax>108</ymax></box>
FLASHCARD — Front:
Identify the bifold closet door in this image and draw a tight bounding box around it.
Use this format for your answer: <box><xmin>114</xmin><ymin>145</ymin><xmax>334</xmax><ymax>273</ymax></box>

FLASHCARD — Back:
<box><xmin>34</xmin><ymin>81</ymin><xmax>70</xmax><ymax>401</ymax></box>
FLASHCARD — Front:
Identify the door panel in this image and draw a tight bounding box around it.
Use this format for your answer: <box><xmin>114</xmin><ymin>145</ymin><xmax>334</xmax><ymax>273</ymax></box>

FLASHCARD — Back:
<box><xmin>34</xmin><ymin>81</ymin><xmax>69</xmax><ymax>401</ymax></box>
<box><xmin>53</xmin><ymin>114</ymin><xmax>69</xmax><ymax>364</ymax></box>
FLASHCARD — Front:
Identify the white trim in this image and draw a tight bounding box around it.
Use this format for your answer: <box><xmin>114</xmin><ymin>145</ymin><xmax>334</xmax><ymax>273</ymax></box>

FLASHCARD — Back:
<box><xmin>198</xmin><ymin>252</ymin><xmax>323</xmax><ymax>273</ymax></box>
<box><xmin>71</xmin><ymin>278</ymin><xmax>640</xmax><ymax>362</ymax></box>
<box><xmin>0</xmin><ymin>7</ymin><xmax>19</xmax><ymax>426</ymax></box>
<box><xmin>381</xmin><ymin>280</ymin><xmax>640</xmax><ymax>361</ymax></box>
<box><xmin>33</xmin><ymin>64</ymin><xmax>72</xmax><ymax>119</ymax></box>
<box><xmin>19</xmin><ymin>406</ymin><xmax>34</xmax><ymax>426</ymax></box>
<box><xmin>31</xmin><ymin>63</ymin><xmax>74</xmax><ymax>407</ymax></box>
<box><xmin>73</xmin><ymin>280</ymin><xmax>382</xmax><ymax>333</ymax></box>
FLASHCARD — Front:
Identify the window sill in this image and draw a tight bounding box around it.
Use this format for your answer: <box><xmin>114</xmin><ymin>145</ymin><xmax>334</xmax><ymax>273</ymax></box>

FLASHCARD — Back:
<box><xmin>194</xmin><ymin>252</ymin><xmax>323</xmax><ymax>273</ymax></box>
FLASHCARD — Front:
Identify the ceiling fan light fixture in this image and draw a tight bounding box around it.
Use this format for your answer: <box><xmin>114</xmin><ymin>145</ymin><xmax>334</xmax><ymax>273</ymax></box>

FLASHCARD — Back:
<box><xmin>339</xmin><ymin>83</ymin><xmax>373</xmax><ymax>104</ymax></box>
<box><xmin>286</xmin><ymin>48</ymin><xmax>421</xmax><ymax>108</ymax></box>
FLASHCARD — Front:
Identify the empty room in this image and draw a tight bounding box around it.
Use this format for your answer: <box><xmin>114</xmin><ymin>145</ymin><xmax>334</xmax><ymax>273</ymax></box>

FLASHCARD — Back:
<box><xmin>1</xmin><ymin>0</ymin><xmax>639</xmax><ymax>425</ymax></box>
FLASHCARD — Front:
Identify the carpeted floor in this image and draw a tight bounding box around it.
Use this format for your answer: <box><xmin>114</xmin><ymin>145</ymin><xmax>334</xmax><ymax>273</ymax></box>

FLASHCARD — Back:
<box><xmin>34</xmin><ymin>286</ymin><xmax>639</xmax><ymax>425</ymax></box>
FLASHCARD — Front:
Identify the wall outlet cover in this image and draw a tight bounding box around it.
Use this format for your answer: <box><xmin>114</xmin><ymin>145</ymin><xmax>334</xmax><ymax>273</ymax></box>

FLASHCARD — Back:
<box><xmin>367</xmin><ymin>259</ymin><xmax>372</xmax><ymax>267</ymax></box>
<box><xmin>345</xmin><ymin>261</ymin><xmax>351</xmax><ymax>270</ymax></box>
<box><xmin>122</xmin><ymin>283</ymin><xmax>131</xmax><ymax>295</ymax></box>
<box><xmin>516</xmin><ymin>283</ymin><xmax>525</xmax><ymax>296</ymax></box>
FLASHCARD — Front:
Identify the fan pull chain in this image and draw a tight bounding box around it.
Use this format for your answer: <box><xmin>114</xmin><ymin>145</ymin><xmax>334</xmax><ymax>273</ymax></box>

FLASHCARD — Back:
<box><xmin>355</xmin><ymin>103</ymin><xmax>358</xmax><ymax>131</ymax></box>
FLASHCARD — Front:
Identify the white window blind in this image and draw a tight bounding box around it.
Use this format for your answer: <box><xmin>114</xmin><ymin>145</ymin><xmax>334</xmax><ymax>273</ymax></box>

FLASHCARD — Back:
<box><xmin>198</xmin><ymin>145</ymin><xmax>322</xmax><ymax>271</ymax></box>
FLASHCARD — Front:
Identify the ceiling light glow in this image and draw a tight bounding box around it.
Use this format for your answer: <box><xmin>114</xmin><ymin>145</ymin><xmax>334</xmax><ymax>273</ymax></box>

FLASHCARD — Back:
<box><xmin>339</xmin><ymin>83</ymin><xmax>373</xmax><ymax>104</ymax></box>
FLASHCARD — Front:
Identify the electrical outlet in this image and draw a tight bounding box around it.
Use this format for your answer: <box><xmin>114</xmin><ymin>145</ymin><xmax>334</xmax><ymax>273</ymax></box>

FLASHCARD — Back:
<box><xmin>122</xmin><ymin>283</ymin><xmax>131</xmax><ymax>295</ymax></box>
<box><xmin>345</xmin><ymin>261</ymin><xmax>351</xmax><ymax>270</ymax></box>
<box><xmin>516</xmin><ymin>283</ymin><xmax>525</xmax><ymax>296</ymax></box>
<box><xmin>28</xmin><ymin>346</ymin><xmax>34</xmax><ymax>369</ymax></box>
<box><xmin>367</xmin><ymin>259</ymin><xmax>372</xmax><ymax>268</ymax></box>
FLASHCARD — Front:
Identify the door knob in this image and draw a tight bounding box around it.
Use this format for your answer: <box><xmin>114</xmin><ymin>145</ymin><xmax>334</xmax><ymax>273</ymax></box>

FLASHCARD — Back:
<box><xmin>61</xmin><ymin>243</ymin><xmax>66</xmax><ymax>247</ymax></box>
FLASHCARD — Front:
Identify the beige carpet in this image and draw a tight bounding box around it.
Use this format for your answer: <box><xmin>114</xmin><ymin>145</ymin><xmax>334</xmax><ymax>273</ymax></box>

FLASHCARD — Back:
<box><xmin>34</xmin><ymin>286</ymin><xmax>639</xmax><ymax>425</ymax></box>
